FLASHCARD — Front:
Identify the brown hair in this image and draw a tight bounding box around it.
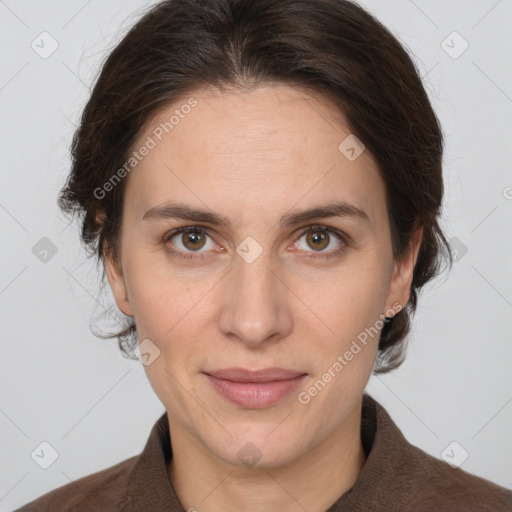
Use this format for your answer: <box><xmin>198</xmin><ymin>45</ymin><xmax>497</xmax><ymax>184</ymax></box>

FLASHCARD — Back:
<box><xmin>58</xmin><ymin>0</ymin><xmax>453</xmax><ymax>374</ymax></box>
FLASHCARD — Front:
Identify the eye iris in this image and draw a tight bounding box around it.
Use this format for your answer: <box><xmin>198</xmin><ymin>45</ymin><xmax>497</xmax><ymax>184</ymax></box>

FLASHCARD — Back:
<box><xmin>182</xmin><ymin>231</ymin><xmax>206</xmax><ymax>251</ymax></box>
<box><xmin>307</xmin><ymin>231</ymin><xmax>329</xmax><ymax>251</ymax></box>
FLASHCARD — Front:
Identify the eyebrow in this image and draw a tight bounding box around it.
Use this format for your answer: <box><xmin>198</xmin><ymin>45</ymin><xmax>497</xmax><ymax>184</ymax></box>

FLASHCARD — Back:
<box><xmin>142</xmin><ymin>201</ymin><xmax>370</xmax><ymax>229</ymax></box>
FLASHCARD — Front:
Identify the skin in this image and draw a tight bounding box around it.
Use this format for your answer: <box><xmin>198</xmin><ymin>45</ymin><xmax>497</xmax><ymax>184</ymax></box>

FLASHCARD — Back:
<box><xmin>103</xmin><ymin>83</ymin><xmax>422</xmax><ymax>512</ymax></box>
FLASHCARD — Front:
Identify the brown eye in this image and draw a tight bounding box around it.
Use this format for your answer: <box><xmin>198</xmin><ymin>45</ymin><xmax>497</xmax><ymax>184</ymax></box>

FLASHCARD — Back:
<box><xmin>164</xmin><ymin>227</ymin><xmax>216</xmax><ymax>259</ymax></box>
<box><xmin>294</xmin><ymin>225</ymin><xmax>347</xmax><ymax>260</ymax></box>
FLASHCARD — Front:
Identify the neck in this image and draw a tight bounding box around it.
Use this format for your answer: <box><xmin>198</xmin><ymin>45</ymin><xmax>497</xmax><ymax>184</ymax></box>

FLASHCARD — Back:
<box><xmin>167</xmin><ymin>401</ymin><xmax>366</xmax><ymax>512</ymax></box>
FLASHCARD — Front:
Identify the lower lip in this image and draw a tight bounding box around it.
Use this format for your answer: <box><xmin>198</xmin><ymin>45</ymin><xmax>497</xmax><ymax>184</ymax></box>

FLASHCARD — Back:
<box><xmin>205</xmin><ymin>374</ymin><xmax>307</xmax><ymax>408</ymax></box>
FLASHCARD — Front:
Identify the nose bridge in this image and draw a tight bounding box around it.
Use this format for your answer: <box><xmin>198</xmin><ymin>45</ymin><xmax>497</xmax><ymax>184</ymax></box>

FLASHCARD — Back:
<box><xmin>237</xmin><ymin>246</ymin><xmax>274</xmax><ymax>299</ymax></box>
<box><xmin>234</xmin><ymin>232</ymin><xmax>276</xmax><ymax>298</ymax></box>
<box><xmin>217</xmin><ymin>245</ymin><xmax>291</xmax><ymax>346</ymax></box>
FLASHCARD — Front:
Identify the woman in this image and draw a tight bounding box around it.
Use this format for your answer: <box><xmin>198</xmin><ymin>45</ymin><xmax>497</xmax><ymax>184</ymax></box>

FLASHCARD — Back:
<box><xmin>15</xmin><ymin>0</ymin><xmax>512</xmax><ymax>510</ymax></box>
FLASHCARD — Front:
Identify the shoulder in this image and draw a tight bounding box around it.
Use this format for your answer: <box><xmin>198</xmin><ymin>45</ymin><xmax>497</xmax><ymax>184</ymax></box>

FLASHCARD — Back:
<box><xmin>393</xmin><ymin>441</ymin><xmax>512</xmax><ymax>511</ymax></box>
<box><xmin>361</xmin><ymin>395</ymin><xmax>512</xmax><ymax>511</ymax></box>
<box><xmin>13</xmin><ymin>455</ymin><xmax>138</xmax><ymax>512</ymax></box>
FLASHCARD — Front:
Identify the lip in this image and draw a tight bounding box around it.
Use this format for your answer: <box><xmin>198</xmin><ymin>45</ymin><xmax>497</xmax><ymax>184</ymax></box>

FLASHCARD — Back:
<box><xmin>204</xmin><ymin>368</ymin><xmax>307</xmax><ymax>408</ymax></box>
<box><xmin>206</xmin><ymin>367</ymin><xmax>306</xmax><ymax>382</ymax></box>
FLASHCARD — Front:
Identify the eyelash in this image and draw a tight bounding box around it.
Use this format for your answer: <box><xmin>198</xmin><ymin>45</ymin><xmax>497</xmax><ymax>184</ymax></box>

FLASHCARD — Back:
<box><xmin>162</xmin><ymin>225</ymin><xmax>347</xmax><ymax>261</ymax></box>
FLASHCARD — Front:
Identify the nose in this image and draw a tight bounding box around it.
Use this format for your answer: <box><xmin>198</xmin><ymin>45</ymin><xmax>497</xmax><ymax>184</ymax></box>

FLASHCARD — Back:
<box><xmin>217</xmin><ymin>251</ymin><xmax>293</xmax><ymax>348</ymax></box>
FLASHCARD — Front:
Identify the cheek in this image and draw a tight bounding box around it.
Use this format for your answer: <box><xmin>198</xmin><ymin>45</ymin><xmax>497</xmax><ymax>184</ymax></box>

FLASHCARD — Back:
<box><xmin>302</xmin><ymin>260</ymin><xmax>390</xmax><ymax>329</ymax></box>
<box><xmin>120</xmin><ymin>244</ymin><xmax>198</xmax><ymax>336</ymax></box>
<box><xmin>124</xmin><ymin>264</ymin><xmax>221</xmax><ymax>407</ymax></box>
<box><xmin>298</xmin><ymin>261</ymin><xmax>389</xmax><ymax>383</ymax></box>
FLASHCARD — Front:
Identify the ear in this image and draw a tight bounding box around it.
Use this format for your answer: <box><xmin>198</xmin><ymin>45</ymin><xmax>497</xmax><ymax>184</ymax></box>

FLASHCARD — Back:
<box><xmin>384</xmin><ymin>224</ymin><xmax>423</xmax><ymax>315</ymax></box>
<box><xmin>104</xmin><ymin>246</ymin><xmax>134</xmax><ymax>317</ymax></box>
<box><xmin>97</xmin><ymin>211</ymin><xmax>134</xmax><ymax>318</ymax></box>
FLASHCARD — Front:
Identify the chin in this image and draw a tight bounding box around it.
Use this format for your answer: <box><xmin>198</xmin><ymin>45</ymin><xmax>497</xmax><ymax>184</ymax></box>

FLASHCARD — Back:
<box><xmin>202</xmin><ymin>426</ymin><xmax>306</xmax><ymax>470</ymax></box>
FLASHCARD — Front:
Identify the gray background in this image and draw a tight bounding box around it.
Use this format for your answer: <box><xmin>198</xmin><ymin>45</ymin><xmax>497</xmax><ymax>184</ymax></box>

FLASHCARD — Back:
<box><xmin>1</xmin><ymin>0</ymin><xmax>511</xmax><ymax>509</ymax></box>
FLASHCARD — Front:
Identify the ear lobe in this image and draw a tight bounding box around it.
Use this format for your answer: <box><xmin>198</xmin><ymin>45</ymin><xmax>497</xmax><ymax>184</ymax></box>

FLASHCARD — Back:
<box><xmin>385</xmin><ymin>225</ymin><xmax>423</xmax><ymax>314</ymax></box>
<box><xmin>104</xmin><ymin>244</ymin><xmax>134</xmax><ymax>317</ymax></box>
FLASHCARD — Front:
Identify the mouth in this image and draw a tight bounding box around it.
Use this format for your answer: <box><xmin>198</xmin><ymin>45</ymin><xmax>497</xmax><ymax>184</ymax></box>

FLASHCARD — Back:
<box><xmin>203</xmin><ymin>367</ymin><xmax>307</xmax><ymax>408</ymax></box>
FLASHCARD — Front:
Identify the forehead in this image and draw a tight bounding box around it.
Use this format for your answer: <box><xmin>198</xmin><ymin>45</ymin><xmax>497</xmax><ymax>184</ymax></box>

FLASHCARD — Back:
<box><xmin>124</xmin><ymin>83</ymin><xmax>386</xmax><ymax>228</ymax></box>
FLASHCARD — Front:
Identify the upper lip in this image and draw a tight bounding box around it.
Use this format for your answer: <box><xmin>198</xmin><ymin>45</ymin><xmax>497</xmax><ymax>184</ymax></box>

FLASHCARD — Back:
<box><xmin>205</xmin><ymin>367</ymin><xmax>307</xmax><ymax>383</ymax></box>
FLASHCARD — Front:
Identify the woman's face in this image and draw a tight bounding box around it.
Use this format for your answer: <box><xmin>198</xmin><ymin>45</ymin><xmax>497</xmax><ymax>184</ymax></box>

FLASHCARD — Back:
<box><xmin>105</xmin><ymin>83</ymin><xmax>420</xmax><ymax>468</ymax></box>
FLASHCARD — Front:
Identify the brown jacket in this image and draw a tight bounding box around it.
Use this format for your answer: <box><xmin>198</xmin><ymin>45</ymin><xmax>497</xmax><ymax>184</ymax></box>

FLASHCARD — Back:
<box><xmin>14</xmin><ymin>393</ymin><xmax>512</xmax><ymax>511</ymax></box>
